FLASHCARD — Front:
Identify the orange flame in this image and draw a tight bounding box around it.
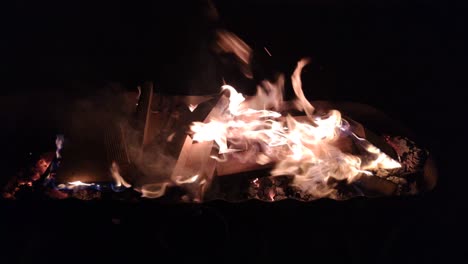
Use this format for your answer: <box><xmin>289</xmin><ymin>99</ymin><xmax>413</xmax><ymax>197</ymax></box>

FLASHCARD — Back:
<box><xmin>138</xmin><ymin>183</ymin><xmax>169</xmax><ymax>198</ymax></box>
<box><xmin>215</xmin><ymin>30</ymin><xmax>253</xmax><ymax>78</ymax></box>
<box><xmin>190</xmin><ymin>59</ymin><xmax>401</xmax><ymax>198</ymax></box>
<box><xmin>110</xmin><ymin>162</ymin><xmax>131</xmax><ymax>188</ymax></box>
<box><xmin>68</xmin><ymin>181</ymin><xmax>94</xmax><ymax>187</ymax></box>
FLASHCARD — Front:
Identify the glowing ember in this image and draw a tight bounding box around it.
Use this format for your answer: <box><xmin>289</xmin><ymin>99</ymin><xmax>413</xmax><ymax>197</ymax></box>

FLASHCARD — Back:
<box><xmin>190</xmin><ymin>59</ymin><xmax>401</xmax><ymax>198</ymax></box>
<box><xmin>252</xmin><ymin>178</ymin><xmax>260</xmax><ymax>188</ymax></box>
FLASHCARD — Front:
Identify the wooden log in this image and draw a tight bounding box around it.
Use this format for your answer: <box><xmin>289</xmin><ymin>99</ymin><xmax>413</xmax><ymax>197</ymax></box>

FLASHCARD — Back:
<box><xmin>215</xmin><ymin>156</ymin><xmax>272</xmax><ymax>177</ymax></box>
<box><xmin>214</xmin><ymin>114</ymin><xmax>362</xmax><ymax>176</ymax></box>
<box><xmin>168</xmin><ymin>95</ymin><xmax>405</xmax><ymax>199</ymax></box>
<box><xmin>170</xmin><ymin>94</ymin><xmax>230</xmax><ymax>199</ymax></box>
<box><xmin>171</xmin><ymin>136</ymin><xmax>217</xmax><ymax>181</ymax></box>
<box><xmin>132</xmin><ymin>82</ymin><xmax>154</xmax><ymax>149</ymax></box>
<box><xmin>142</xmin><ymin>94</ymin><xmax>214</xmax><ymax>155</ymax></box>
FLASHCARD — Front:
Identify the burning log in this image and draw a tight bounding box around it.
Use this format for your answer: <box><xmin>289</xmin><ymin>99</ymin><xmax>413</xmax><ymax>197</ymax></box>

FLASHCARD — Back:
<box><xmin>213</xmin><ymin>114</ymin><xmax>374</xmax><ymax>177</ymax></box>
<box><xmin>186</xmin><ymin>56</ymin><xmax>432</xmax><ymax>201</ymax></box>
<box><xmin>209</xmin><ymin>112</ymin><xmax>407</xmax><ymax>200</ymax></box>
<box><xmin>2</xmin><ymin>95</ymin><xmax>434</xmax><ymax>202</ymax></box>
<box><xmin>169</xmin><ymin>94</ymin><xmax>230</xmax><ymax>201</ymax></box>
<box><xmin>145</xmin><ymin>93</ymin><xmax>214</xmax><ymax>155</ymax></box>
<box><xmin>2</xmin><ymin>58</ymin><xmax>436</xmax><ymax>202</ymax></box>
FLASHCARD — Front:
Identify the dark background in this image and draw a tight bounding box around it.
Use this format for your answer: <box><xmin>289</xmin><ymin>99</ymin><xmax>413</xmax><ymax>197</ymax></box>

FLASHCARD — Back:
<box><xmin>0</xmin><ymin>0</ymin><xmax>466</xmax><ymax>263</ymax></box>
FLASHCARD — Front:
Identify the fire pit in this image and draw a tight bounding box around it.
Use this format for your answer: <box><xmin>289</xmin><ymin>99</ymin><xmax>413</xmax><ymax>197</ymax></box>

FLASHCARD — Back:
<box><xmin>0</xmin><ymin>8</ymin><xmax>438</xmax><ymax>202</ymax></box>
<box><xmin>1</xmin><ymin>59</ymin><xmax>437</xmax><ymax>202</ymax></box>
<box><xmin>1</xmin><ymin>2</ymin><xmax>456</xmax><ymax>264</ymax></box>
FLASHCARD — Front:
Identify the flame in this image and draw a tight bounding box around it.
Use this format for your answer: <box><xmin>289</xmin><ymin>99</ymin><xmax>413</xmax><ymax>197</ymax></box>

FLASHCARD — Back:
<box><xmin>216</xmin><ymin>30</ymin><xmax>251</xmax><ymax>65</ymax></box>
<box><xmin>215</xmin><ymin>30</ymin><xmax>253</xmax><ymax>78</ymax></box>
<box><xmin>291</xmin><ymin>58</ymin><xmax>315</xmax><ymax>121</ymax></box>
<box><xmin>166</xmin><ymin>132</ymin><xmax>176</xmax><ymax>142</ymax></box>
<box><xmin>68</xmin><ymin>181</ymin><xmax>94</xmax><ymax>187</ymax></box>
<box><xmin>110</xmin><ymin>162</ymin><xmax>131</xmax><ymax>188</ymax></box>
<box><xmin>55</xmin><ymin>134</ymin><xmax>64</xmax><ymax>159</ymax></box>
<box><xmin>190</xmin><ymin>59</ymin><xmax>401</xmax><ymax>198</ymax></box>
<box><xmin>174</xmin><ymin>174</ymin><xmax>199</xmax><ymax>184</ymax></box>
<box><xmin>268</xmin><ymin>189</ymin><xmax>275</xmax><ymax>201</ymax></box>
<box><xmin>188</xmin><ymin>104</ymin><xmax>199</xmax><ymax>112</ymax></box>
<box><xmin>138</xmin><ymin>183</ymin><xmax>169</xmax><ymax>198</ymax></box>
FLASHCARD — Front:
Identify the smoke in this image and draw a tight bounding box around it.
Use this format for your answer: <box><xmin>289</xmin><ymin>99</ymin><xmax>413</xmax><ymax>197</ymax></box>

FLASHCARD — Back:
<box><xmin>62</xmin><ymin>82</ymin><xmax>179</xmax><ymax>194</ymax></box>
<box><xmin>65</xmin><ymin>82</ymin><xmax>131</xmax><ymax>135</ymax></box>
<box><xmin>122</xmin><ymin>120</ymin><xmax>178</xmax><ymax>189</ymax></box>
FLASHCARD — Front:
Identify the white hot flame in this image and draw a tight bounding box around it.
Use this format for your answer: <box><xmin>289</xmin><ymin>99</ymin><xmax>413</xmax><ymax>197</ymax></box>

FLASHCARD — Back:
<box><xmin>68</xmin><ymin>181</ymin><xmax>94</xmax><ymax>187</ymax></box>
<box><xmin>190</xmin><ymin>58</ymin><xmax>401</xmax><ymax>198</ymax></box>
<box><xmin>55</xmin><ymin>135</ymin><xmax>64</xmax><ymax>159</ymax></box>
<box><xmin>188</xmin><ymin>104</ymin><xmax>199</xmax><ymax>112</ymax></box>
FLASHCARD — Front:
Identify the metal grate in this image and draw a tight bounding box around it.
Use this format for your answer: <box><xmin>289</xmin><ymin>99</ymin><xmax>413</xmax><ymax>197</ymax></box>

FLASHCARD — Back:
<box><xmin>104</xmin><ymin>122</ymin><xmax>131</xmax><ymax>166</ymax></box>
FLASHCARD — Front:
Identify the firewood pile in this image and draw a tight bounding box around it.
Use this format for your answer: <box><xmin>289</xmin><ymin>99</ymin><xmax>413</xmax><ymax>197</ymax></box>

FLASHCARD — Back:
<box><xmin>1</xmin><ymin>21</ymin><xmax>438</xmax><ymax>203</ymax></box>
<box><xmin>1</xmin><ymin>80</ymin><xmax>434</xmax><ymax>202</ymax></box>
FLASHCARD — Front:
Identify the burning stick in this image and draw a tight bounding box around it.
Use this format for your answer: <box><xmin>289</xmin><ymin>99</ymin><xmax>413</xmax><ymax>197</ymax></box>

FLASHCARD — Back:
<box><xmin>170</xmin><ymin>94</ymin><xmax>230</xmax><ymax>201</ymax></box>
<box><xmin>214</xmin><ymin>115</ymin><xmax>366</xmax><ymax>177</ymax></box>
<box><xmin>133</xmin><ymin>82</ymin><xmax>154</xmax><ymax>149</ymax></box>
